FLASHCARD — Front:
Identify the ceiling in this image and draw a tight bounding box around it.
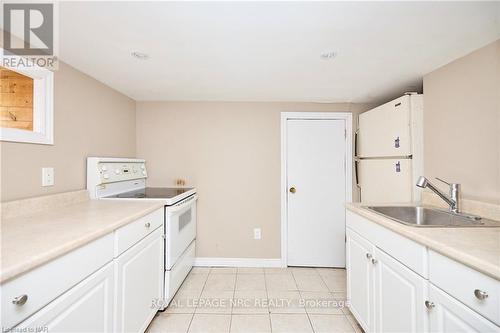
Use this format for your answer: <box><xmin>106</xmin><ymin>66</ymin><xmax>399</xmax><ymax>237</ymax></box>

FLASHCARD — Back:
<box><xmin>54</xmin><ymin>1</ymin><xmax>500</xmax><ymax>103</ymax></box>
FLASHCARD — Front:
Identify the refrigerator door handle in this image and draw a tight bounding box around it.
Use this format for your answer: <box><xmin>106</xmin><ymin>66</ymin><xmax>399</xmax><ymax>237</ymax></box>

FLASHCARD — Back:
<box><xmin>354</xmin><ymin>130</ymin><xmax>359</xmax><ymax>157</ymax></box>
<box><xmin>355</xmin><ymin>160</ymin><xmax>361</xmax><ymax>202</ymax></box>
<box><xmin>355</xmin><ymin>160</ymin><xmax>360</xmax><ymax>187</ymax></box>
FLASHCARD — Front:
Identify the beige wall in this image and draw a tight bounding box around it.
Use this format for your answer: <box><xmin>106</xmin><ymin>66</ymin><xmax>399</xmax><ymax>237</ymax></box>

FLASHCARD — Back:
<box><xmin>1</xmin><ymin>62</ymin><xmax>136</xmax><ymax>201</ymax></box>
<box><xmin>136</xmin><ymin>102</ymin><xmax>371</xmax><ymax>259</ymax></box>
<box><xmin>423</xmin><ymin>40</ymin><xmax>500</xmax><ymax>204</ymax></box>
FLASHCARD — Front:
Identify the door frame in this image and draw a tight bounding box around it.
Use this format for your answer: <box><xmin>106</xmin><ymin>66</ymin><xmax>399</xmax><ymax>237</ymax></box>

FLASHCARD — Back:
<box><xmin>280</xmin><ymin>112</ymin><xmax>353</xmax><ymax>267</ymax></box>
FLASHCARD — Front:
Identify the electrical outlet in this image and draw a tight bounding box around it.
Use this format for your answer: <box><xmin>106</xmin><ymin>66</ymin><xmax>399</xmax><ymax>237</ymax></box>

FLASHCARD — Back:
<box><xmin>253</xmin><ymin>228</ymin><xmax>262</xmax><ymax>240</ymax></box>
<box><xmin>42</xmin><ymin>167</ymin><xmax>54</xmax><ymax>187</ymax></box>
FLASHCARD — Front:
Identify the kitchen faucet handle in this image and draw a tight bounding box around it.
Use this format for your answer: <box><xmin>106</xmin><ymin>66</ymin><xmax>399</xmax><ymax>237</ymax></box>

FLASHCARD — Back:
<box><xmin>435</xmin><ymin>177</ymin><xmax>451</xmax><ymax>186</ymax></box>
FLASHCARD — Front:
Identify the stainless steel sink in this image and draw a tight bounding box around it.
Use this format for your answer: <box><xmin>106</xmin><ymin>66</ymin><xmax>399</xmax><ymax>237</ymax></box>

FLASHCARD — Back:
<box><xmin>364</xmin><ymin>206</ymin><xmax>500</xmax><ymax>227</ymax></box>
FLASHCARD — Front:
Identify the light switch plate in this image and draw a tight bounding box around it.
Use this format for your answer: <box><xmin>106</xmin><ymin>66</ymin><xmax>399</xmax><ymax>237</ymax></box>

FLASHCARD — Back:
<box><xmin>253</xmin><ymin>228</ymin><xmax>262</xmax><ymax>240</ymax></box>
<box><xmin>42</xmin><ymin>167</ymin><xmax>54</xmax><ymax>187</ymax></box>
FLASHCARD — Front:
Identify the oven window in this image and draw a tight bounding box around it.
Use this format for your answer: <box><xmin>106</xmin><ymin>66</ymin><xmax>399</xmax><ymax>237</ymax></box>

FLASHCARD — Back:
<box><xmin>179</xmin><ymin>208</ymin><xmax>192</xmax><ymax>231</ymax></box>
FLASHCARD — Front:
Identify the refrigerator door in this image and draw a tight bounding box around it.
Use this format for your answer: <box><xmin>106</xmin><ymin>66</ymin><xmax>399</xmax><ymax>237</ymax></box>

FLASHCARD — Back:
<box><xmin>358</xmin><ymin>95</ymin><xmax>411</xmax><ymax>157</ymax></box>
<box><xmin>357</xmin><ymin>159</ymin><xmax>413</xmax><ymax>203</ymax></box>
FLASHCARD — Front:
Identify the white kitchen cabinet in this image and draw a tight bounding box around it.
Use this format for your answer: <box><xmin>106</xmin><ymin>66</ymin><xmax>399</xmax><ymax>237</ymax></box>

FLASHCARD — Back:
<box><xmin>114</xmin><ymin>208</ymin><xmax>164</xmax><ymax>257</ymax></box>
<box><xmin>346</xmin><ymin>229</ymin><xmax>375</xmax><ymax>332</ymax></box>
<box><xmin>373</xmin><ymin>248</ymin><xmax>428</xmax><ymax>333</ymax></box>
<box><xmin>347</xmin><ymin>210</ymin><xmax>500</xmax><ymax>333</ymax></box>
<box><xmin>357</xmin><ymin>95</ymin><xmax>412</xmax><ymax>157</ymax></box>
<box><xmin>346</xmin><ymin>210</ymin><xmax>428</xmax><ymax>278</ymax></box>
<box><xmin>1</xmin><ymin>234</ymin><xmax>114</xmax><ymax>329</ymax></box>
<box><xmin>347</xmin><ymin>228</ymin><xmax>428</xmax><ymax>333</ymax></box>
<box><xmin>114</xmin><ymin>227</ymin><xmax>164</xmax><ymax>333</ymax></box>
<box><xmin>16</xmin><ymin>262</ymin><xmax>114</xmax><ymax>333</ymax></box>
<box><xmin>428</xmin><ymin>284</ymin><xmax>500</xmax><ymax>333</ymax></box>
<box><xmin>4</xmin><ymin>208</ymin><xmax>165</xmax><ymax>333</ymax></box>
<box><xmin>429</xmin><ymin>250</ymin><xmax>499</xmax><ymax>325</ymax></box>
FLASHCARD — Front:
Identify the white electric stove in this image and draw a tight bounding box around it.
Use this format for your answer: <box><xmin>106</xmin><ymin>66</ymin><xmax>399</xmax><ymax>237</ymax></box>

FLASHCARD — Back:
<box><xmin>86</xmin><ymin>157</ymin><xmax>197</xmax><ymax>307</ymax></box>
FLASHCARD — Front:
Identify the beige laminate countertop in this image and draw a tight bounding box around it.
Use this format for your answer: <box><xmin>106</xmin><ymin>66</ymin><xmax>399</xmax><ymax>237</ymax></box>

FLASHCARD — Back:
<box><xmin>346</xmin><ymin>203</ymin><xmax>500</xmax><ymax>280</ymax></box>
<box><xmin>1</xmin><ymin>199</ymin><xmax>165</xmax><ymax>283</ymax></box>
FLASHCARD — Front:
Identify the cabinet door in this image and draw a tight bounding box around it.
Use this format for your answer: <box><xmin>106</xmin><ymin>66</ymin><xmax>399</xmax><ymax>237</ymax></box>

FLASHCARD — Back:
<box><xmin>373</xmin><ymin>248</ymin><xmax>428</xmax><ymax>333</ymax></box>
<box><xmin>115</xmin><ymin>227</ymin><xmax>164</xmax><ymax>333</ymax></box>
<box><xmin>16</xmin><ymin>262</ymin><xmax>114</xmax><ymax>332</ymax></box>
<box><xmin>358</xmin><ymin>95</ymin><xmax>411</xmax><ymax>157</ymax></box>
<box><xmin>428</xmin><ymin>284</ymin><xmax>500</xmax><ymax>333</ymax></box>
<box><xmin>346</xmin><ymin>228</ymin><xmax>375</xmax><ymax>332</ymax></box>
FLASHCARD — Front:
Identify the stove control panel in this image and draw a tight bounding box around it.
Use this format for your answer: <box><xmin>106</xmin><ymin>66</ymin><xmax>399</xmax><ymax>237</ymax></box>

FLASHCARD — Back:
<box><xmin>97</xmin><ymin>162</ymin><xmax>147</xmax><ymax>184</ymax></box>
<box><xmin>87</xmin><ymin>158</ymin><xmax>148</xmax><ymax>198</ymax></box>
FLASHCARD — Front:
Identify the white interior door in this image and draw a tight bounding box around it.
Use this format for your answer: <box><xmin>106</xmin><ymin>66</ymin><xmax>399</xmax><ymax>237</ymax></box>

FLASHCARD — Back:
<box><xmin>287</xmin><ymin>119</ymin><xmax>346</xmax><ymax>267</ymax></box>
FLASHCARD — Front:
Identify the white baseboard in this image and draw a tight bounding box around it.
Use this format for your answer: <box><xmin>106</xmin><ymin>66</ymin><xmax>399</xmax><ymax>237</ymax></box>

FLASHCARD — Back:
<box><xmin>194</xmin><ymin>257</ymin><xmax>284</xmax><ymax>268</ymax></box>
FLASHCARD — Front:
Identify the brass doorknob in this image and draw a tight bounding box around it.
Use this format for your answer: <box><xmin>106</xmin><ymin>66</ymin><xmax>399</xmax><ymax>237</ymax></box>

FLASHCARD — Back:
<box><xmin>289</xmin><ymin>187</ymin><xmax>296</xmax><ymax>193</ymax></box>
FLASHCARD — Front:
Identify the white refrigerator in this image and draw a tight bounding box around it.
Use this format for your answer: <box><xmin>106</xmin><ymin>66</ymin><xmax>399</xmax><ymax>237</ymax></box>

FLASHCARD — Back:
<box><xmin>355</xmin><ymin>93</ymin><xmax>423</xmax><ymax>203</ymax></box>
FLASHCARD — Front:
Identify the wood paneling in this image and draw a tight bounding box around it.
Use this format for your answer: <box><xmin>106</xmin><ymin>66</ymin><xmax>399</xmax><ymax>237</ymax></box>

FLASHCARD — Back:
<box><xmin>0</xmin><ymin>67</ymin><xmax>34</xmax><ymax>131</ymax></box>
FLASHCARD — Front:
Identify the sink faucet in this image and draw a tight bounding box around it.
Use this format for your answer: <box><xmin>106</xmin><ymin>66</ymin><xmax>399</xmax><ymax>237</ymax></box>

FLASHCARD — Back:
<box><xmin>416</xmin><ymin>176</ymin><xmax>460</xmax><ymax>213</ymax></box>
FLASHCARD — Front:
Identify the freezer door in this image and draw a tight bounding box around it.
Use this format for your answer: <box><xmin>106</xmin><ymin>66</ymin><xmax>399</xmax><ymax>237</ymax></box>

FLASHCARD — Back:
<box><xmin>358</xmin><ymin>95</ymin><xmax>411</xmax><ymax>157</ymax></box>
<box><xmin>358</xmin><ymin>159</ymin><xmax>413</xmax><ymax>203</ymax></box>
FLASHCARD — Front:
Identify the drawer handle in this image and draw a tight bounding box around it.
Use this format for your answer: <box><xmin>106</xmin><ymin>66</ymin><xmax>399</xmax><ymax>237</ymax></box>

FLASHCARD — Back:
<box><xmin>474</xmin><ymin>289</ymin><xmax>488</xmax><ymax>300</ymax></box>
<box><xmin>145</xmin><ymin>222</ymin><xmax>151</xmax><ymax>228</ymax></box>
<box><xmin>424</xmin><ymin>300</ymin><xmax>435</xmax><ymax>310</ymax></box>
<box><xmin>371</xmin><ymin>258</ymin><xmax>378</xmax><ymax>265</ymax></box>
<box><xmin>366</xmin><ymin>253</ymin><xmax>372</xmax><ymax>259</ymax></box>
<box><xmin>12</xmin><ymin>294</ymin><xmax>28</xmax><ymax>306</ymax></box>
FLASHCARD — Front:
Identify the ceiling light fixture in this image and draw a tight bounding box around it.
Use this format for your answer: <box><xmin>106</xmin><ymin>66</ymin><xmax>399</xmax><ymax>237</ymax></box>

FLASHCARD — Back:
<box><xmin>320</xmin><ymin>51</ymin><xmax>337</xmax><ymax>60</ymax></box>
<box><xmin>131</xmin><ymin>51</ymin><xmax>149</xmax><ymax>60</ymax></box>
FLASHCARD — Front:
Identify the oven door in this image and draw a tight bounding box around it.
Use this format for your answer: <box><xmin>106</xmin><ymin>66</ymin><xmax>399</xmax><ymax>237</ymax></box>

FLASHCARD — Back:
<box><xmin>165</xmin><ymin>194</ymin><xmax>197</xmax><ymax>270</ymax></box>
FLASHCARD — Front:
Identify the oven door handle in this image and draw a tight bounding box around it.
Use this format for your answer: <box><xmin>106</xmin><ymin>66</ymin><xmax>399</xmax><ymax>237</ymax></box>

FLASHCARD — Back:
<box><xmin>167</xmin><ymin>194</ymin><xmax>198</xmax><ymax>213</ymax></box>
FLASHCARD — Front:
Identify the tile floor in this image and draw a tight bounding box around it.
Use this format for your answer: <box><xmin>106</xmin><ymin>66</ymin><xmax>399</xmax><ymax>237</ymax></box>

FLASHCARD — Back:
<box><xmin>146</xmin><ymin>267</ymin><xmax>363</xmax><ymax>333</ymax></box>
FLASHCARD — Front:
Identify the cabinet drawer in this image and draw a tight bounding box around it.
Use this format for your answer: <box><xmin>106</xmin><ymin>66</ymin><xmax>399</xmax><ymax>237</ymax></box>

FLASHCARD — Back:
<box><xmin>1</xmin><ymin>234</ymin><xmax>114</xmax><ymax>329</ymax></box>
<box><xmin>346</xmin><ymin>210</ymin><xmax>428</xmax><ymax>277</ymax></box>
<box><xmin>114</xmin><ymin>208</ymin><xmax>163</xmax><ymax>257</ymax></box>
<box><xmin>429</xmin><ymin>284</ymin><xmax>500</xmax><ymax>332</ymax></box>
<box><xmin>429</xmin><ymin>250</ymin><xmax>500</xmax><ymax>325</ymax></box>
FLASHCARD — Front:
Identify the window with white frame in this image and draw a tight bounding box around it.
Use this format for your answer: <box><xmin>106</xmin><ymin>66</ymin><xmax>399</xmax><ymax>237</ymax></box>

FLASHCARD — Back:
<box><xmin>0</xmin><ymin>61</ymin><xmax>54</xmax><ymax>145</ymax></box>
